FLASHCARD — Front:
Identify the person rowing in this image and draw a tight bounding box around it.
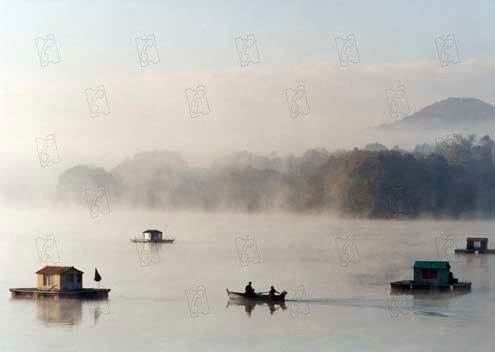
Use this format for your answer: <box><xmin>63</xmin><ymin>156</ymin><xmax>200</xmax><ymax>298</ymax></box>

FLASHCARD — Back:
<box><xmin>268</xmin><ymin>286</ymin><xmax>280</xmax><ymax>299</ymax></box>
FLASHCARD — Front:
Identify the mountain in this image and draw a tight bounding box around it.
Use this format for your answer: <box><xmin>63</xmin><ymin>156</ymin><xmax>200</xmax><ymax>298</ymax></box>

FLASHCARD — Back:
<box><xmin>378</xmin><ymin>97</ymin><xmax>495</xmax><ymax>131</ymax></box>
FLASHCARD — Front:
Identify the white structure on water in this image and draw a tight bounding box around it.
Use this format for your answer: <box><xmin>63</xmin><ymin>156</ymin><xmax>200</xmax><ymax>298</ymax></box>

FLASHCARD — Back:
<box><xmin>142</xmin><ymin>229</ymin><xmax>163</xmax><ymax>242</ymax></box>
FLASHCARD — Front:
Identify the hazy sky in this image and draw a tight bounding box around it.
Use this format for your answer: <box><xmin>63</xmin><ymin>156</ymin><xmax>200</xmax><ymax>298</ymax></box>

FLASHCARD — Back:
<box><xmin>1</xmin><ymin>0</ymin><xmax>495</xmax><ymax>192</ymax></box>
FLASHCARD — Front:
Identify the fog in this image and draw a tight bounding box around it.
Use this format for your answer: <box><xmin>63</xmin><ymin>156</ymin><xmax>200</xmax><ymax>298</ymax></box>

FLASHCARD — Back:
<box><xmin>4</xmin><ymin>2</ymin><xmax>495</xmax><ymax>351</ymax></box>
<box><xmin>4</xmin><ymin>59</ymin><xmax>495</xmax><ymax>205</ymax></box>
<box><xmin>3</xmin><ymin>1</ymin><xmax>495</xmax><ymax>202</ymax></box>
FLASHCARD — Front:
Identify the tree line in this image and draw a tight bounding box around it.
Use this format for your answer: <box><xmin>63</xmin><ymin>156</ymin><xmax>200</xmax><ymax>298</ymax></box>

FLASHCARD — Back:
<box><xmin>57</xmin><ymin>134</ymin><xmax>495</xmax><ymax>218</ymax></box>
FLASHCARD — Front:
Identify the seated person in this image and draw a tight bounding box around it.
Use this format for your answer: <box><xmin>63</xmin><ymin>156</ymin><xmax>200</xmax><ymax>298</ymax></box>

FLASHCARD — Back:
<box><xmin>245</xmin><ymin>282</ymin><xmax>255</xmax><ymax>296</ymax></box>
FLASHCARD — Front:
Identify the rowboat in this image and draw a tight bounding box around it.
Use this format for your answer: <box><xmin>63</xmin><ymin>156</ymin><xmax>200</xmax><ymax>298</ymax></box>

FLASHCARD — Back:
<box><xmin>226</xmin><ymin>289</ymin><xmax>287</xmax><ymax>302</ymax></box>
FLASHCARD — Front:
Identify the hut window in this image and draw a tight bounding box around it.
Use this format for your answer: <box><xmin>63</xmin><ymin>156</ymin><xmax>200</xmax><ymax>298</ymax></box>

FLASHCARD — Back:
<box><xmin>421</xmin><ymin>269</ymin><xmax>438</xmax><ymax>280</ymax></box>
<box><xmin>76</xmin><ymin>275</ymin><xmax>82</xmax><ymax>283</ymax></box>
<box><xmin>473</xmin><ymin>241</ymin><xmax>481</xmax><ymax>249</ymax></box>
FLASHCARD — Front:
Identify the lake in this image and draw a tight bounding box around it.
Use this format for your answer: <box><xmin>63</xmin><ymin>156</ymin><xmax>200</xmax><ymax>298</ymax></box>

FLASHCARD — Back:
<box><xmin>1</xmin><ymin>208</ymin><xmax>494</xmax><ymax>351</ymax></box>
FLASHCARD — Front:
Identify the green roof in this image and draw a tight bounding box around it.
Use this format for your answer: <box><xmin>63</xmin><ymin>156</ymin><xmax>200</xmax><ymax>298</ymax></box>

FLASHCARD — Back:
<box><xmin>414</xmin><ymin>261</ymin><xmax>450</xmax><ymax>270</ymax></box>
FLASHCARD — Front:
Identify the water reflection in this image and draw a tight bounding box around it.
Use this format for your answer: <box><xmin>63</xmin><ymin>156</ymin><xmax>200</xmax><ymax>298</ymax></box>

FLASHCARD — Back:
<box><xmin>388</xmin><ymin>290</ymin><xmax>470</xmax><ymax>317</ymax></box>
<box><xmin>36</xmin><ymin>298</ymin><xmax>82</xmax><ymax>326</ymax></box>
<box><xmin>9</xmin><ymin>297</ymin><xmax>111</xmax><ymax>326</ymax></box>
<box><xmin>226</xmin><ymin>300</ymin><xmax>287</xmax><ymax>317</ymax></box>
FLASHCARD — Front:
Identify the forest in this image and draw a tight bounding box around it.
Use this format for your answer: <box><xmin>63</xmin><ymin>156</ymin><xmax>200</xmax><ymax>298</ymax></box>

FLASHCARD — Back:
<box><xmin>57</xmin><ymin>134</ymin><xmax>495</xmax><ymax>218</ymax></box>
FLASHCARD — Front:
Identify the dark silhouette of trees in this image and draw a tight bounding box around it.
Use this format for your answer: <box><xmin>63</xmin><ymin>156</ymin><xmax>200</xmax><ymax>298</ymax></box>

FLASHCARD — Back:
<box><xmin>56</xmin><ymin>135</ymin><xmax>495</xmax><ymax>218</ymax></box>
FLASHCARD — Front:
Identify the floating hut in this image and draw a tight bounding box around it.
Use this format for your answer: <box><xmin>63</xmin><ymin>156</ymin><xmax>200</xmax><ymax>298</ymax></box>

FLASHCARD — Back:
<box><xmin>455</xmin><ymin>237</ymin><xmax>495</xmax><ymax>254</ymax></box>
<box><xmin>390</xmin><ymin>261</ymin><xmax>471</xmax><ymax>291</ymax></box>
<box><xmin>9</xmin><ymin>266</ymin><xmax>110</xmax><ymax>299</ymax></box>
<box><xmin>131</xmin><ymin>229</ymin><xmax>175</xmax><ymax>243</ymax></box>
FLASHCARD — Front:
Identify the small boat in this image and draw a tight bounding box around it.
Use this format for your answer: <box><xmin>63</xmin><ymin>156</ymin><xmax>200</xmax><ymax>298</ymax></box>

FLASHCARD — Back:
<box><xmin>131</xmin><ymin>229</ymin><xmax>175</xmax><ymax>243</ymax></box>
<box><xmin>226</xmin><ymin>289</ymin><xmax>287</xmax><ymax>302</ymax></box>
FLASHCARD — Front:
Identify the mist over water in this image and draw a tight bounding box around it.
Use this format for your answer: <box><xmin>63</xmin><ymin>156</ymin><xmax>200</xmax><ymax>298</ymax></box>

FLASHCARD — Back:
<box><xmin>3</xmin><ymin>1</ymin><xmax>495</xmax><ymax>351</ymax></box>
<box><xmin>1</xmin><ymin>208</ymin><xmax>495</xmax><ymax>351</ymax></box>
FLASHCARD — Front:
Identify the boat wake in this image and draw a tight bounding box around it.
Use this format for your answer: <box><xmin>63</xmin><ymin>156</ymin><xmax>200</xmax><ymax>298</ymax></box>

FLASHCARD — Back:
<box><xmin>284</xmin><ymin>297</ymin><xmax>451</xmax><ymax>318</ymax></box>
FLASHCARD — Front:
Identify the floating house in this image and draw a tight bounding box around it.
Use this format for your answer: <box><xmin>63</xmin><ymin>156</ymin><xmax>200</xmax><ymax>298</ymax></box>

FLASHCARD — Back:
<box><xmin>455</xmin><ymin>237</ymin><xmax>495</xmax><ymax>254</ymax></box>
<box><xmin>131</xmin><ymin>229</ymin><xmax>175</xmax><ymax>243</ymax></box>
<box><xmin>143</xmin><ymin>229</ymin><xmax>163</xmax><ymax>241</ymax></box>
<box><xmin>10</xmin><ymin>266</ymin><xmax>110</xmax><ymax>299</ymax></box>
<box><xmin>390</xmin><ymin>261</ymin><xmax>471</xmax><ymax>291</ymax></box>
<box><xmin>36</xmin><ymin>266</ymin><xmax>83</xmax><ymax>291</ymax></box>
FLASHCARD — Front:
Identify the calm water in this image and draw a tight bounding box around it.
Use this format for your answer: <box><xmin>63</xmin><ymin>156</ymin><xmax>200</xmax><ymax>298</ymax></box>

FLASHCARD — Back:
<box><xmin>1</xmin><ymin>208</ymin><xmax>495</xmax><ymax>351</ymax></box>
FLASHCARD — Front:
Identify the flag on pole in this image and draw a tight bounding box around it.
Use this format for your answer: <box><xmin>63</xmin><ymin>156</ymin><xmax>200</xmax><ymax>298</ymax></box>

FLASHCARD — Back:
<box><xmin>94</xmin><ymin>268</ymin><xmax>102</xmax><ymax>282</ymax></box>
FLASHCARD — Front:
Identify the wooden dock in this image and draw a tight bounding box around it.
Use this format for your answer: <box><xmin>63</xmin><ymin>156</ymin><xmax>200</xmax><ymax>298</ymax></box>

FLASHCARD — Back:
<box><xmin>130</xmin><ymin>238</ymin><xmax>174</xmax><ymax>243</ymax></box>
<box><xmin>390</xmin><ymin>280</ymin><xmax>471</xmax><ymax>292</ymax></box>
<box><xmin>9</xmin><ymin>288</ymin><xmax>110</xmax><ymax>299</ymax></box>
<box><xmin>455</xmin><ymin>249</ymin><xmax>495</xmax><ymax>254</ymax></box>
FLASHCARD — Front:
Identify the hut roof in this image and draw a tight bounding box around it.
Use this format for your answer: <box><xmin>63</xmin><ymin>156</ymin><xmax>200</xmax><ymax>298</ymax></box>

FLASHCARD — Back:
<box><xmin>143</xmin><ymin>229</ymin><xmax>162</xmax><ymax>234</ymax></box>
<box><xmin>467</xmin><ymin>237</ymin><xmax>488</xmax><ymax>241</ymax></box>
<box><xmin>414</xmin><ymin>261</ymin><xmax>450</xmax><ymax>270</ymax></box>
<box><xmin>36</xmin><ymin>266</ymin><xmax>84</xmax><ymax>275</ymax></box>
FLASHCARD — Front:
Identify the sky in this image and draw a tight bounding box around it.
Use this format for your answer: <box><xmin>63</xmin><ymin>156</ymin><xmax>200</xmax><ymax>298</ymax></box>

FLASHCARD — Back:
<box><xmin>1</xmin><ymin>0</ymin><xmax>495</xmax><ymax>195</ymax></box>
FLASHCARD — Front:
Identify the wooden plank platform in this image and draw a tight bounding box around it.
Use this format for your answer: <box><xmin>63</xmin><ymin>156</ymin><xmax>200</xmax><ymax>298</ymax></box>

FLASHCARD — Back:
<box><xmin>130</xmin><ymin>239</ymin><xmax>174</xmax><ymax>243</ymax></box>
<box><xmin>9</xmin><ymin>288</ymin><xmax>110</xmax><ymax>299</ymax></box>
<box><xmin>390</xmin><ymin>280</ymin><xmax>471</xmax><ymax>292</ymax></box>
<box><xmin>455</xmin><ymin>249</ymin><xmax>495</xmax><ymax>254</ymax></box>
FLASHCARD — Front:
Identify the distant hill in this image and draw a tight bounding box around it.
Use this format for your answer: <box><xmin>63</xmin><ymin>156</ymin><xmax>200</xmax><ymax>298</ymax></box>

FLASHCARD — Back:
<box><xmin>378</xmin><ymin>97</ymin><xmax>495</xmax><ymax>131</ymax></box>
